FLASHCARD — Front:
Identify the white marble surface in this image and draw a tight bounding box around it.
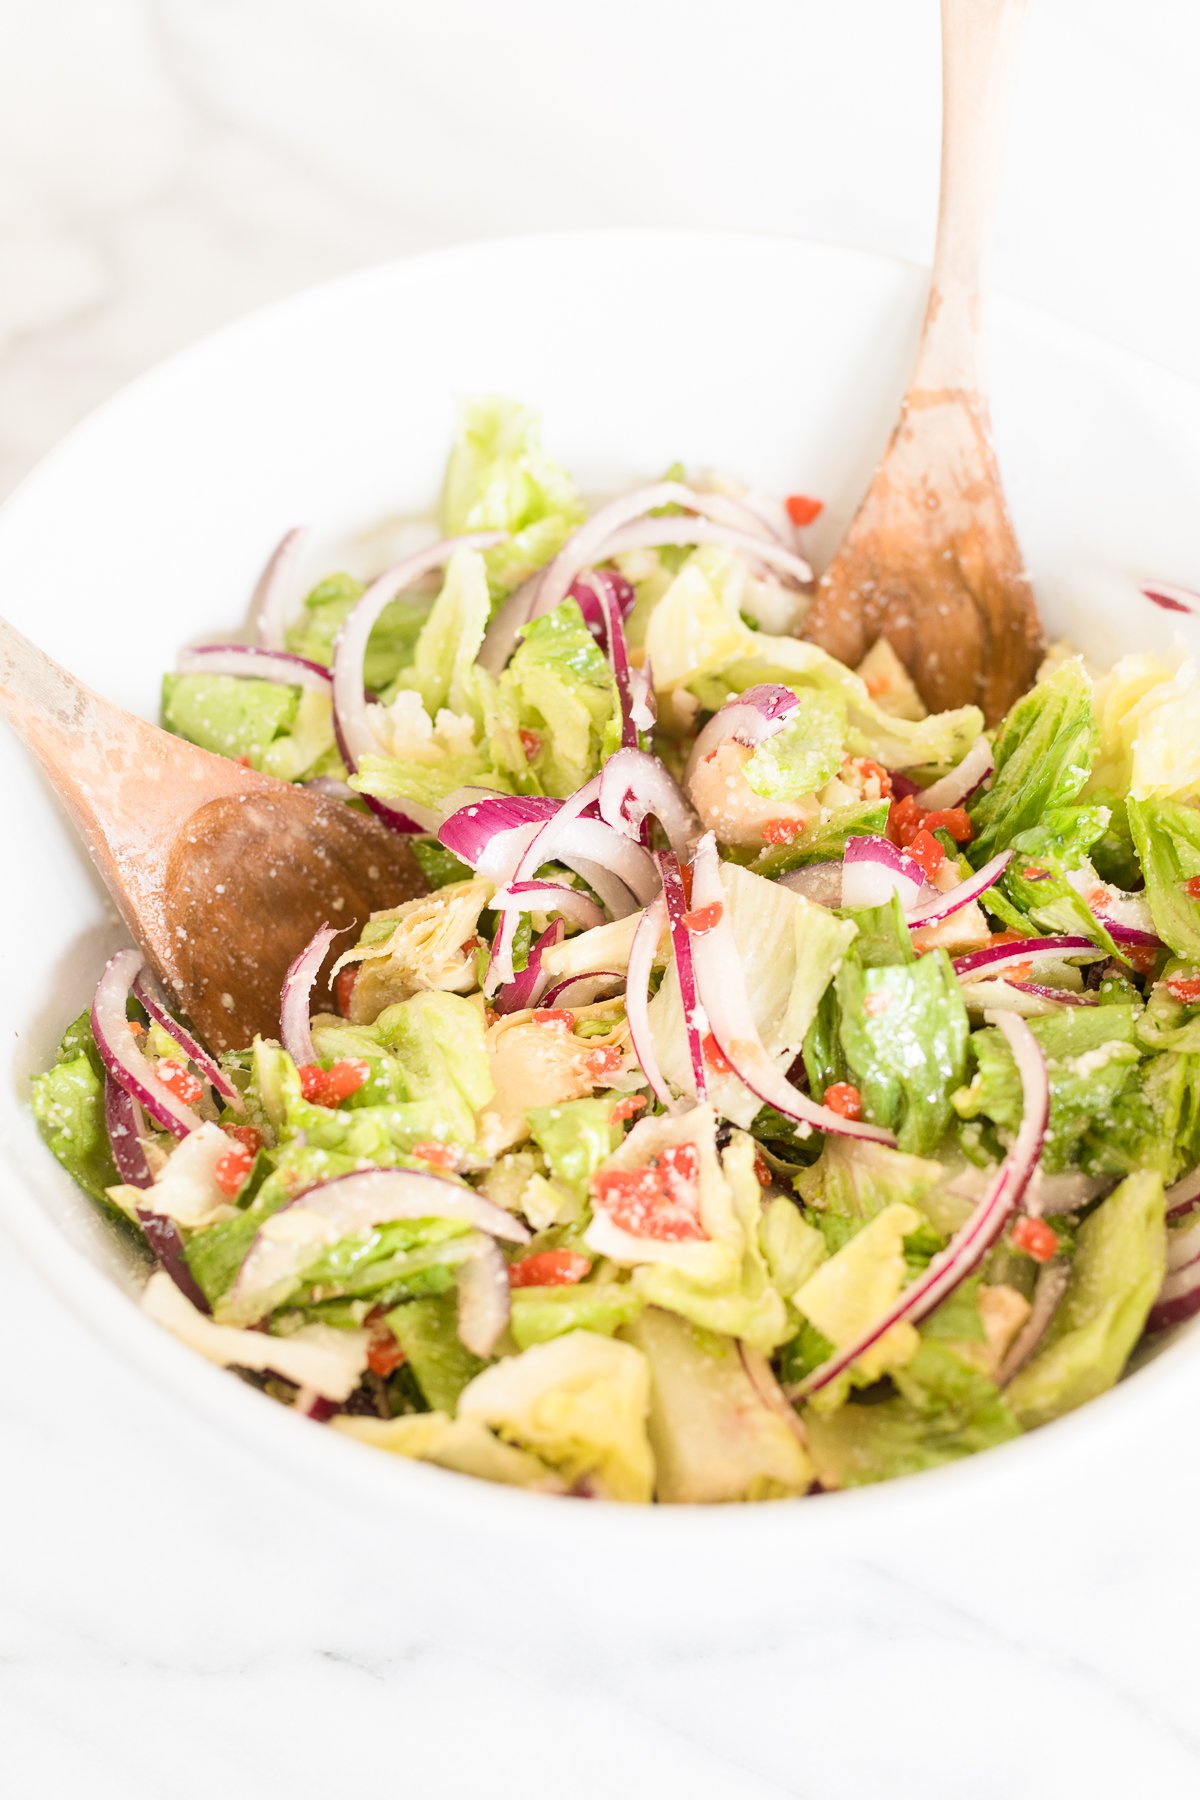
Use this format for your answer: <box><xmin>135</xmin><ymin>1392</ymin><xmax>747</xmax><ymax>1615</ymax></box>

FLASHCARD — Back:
<box><xmin>4</xmin><ymin>2</ymin><xmax>1200</xmax><ymax>1793</ymax></box>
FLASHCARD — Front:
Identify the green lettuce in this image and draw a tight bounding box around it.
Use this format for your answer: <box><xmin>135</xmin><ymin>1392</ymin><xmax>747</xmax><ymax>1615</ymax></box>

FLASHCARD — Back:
<box><xmin>1128</xmin><ymin>796</ymin><xmax>1200</xmax><ymax>962</ymax></box>
<box><xmin>968</xmin><ymin>658</ymin><xmax>1097</xmax><ymax>865</ymax></box>
<box><xmin>526</xmin><ymin>1098</ymin><xmax>621</xmax><ymax>1198</ymax></box>
<box><xmin>750</xmin><ymin>799</ymin><xmax>890</xmax><ymax>878</ymax></box>
<box><xmin>286</xmin><ymin>572</ymin><xmax>428</xmax><ymax>690</ymax></box>
<box><xmin>497</xmin><ymin>600</ymin><xmax>620</xmax><ymax>795</ymax></box>
<box><xmin>511</xmin><ymin>1282</ymin><xmax>644</xmax><ymax>1349</ymax></box>
<box><xmin>386</xmin><ymin>1294</ymin><xmax>487</xmax><ymax>1412</ymax></box>
<box><xmin>1006</xmin><ymin>1171</ymin><xmax>1166</xmax><ymax>1428</ymax></box>
<box><xmin>440</xmin><ymin>395</ymin><xmax>585</xmax><ymax>599</ymax></box>
<box><xmin>741</xmin><ymin>691</ymin><xmax>846</xmax><ymax>800</ymax></box>
<box><xmin>387</xmin><ymin>547</ymin><xmax>491</xmax><ymax>718</ymax></box>
<box><xmin>30</xmin><ymin>1013</ymin><xmax>122</xmax><ymax>1210</ymax></box>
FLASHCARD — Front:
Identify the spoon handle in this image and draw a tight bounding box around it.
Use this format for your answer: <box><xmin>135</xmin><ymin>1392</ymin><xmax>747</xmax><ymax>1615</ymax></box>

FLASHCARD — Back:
<box><xmin>911</xmin><ymin>0</ymin><xmax>1029</xmax><ymax>394</ymax></box>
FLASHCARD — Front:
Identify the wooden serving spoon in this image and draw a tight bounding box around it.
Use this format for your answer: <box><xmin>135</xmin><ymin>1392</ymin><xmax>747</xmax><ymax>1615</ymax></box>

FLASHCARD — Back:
<box><xmin>0</xmin><ymin>617</ymin><xmax>426</xmax><ymax>1053</ymax></box>
<box><xmin>804</xmin><ymin>0</ymin><xmax>1042</xmax><ymax>724</ymax></box>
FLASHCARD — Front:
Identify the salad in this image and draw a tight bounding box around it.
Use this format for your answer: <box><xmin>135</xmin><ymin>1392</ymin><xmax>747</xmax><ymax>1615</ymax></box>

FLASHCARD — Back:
<box><xmin>31</xmin><ymin>397</ymin><xmax>1200</xmax><ymax>1503</ymax></box>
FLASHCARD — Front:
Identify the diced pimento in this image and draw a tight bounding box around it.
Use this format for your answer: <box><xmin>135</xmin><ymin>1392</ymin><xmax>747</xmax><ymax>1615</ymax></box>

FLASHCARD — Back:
<box><xmin>923</xmin><ymin>806</ymin><xmax>973</xmax><ymax>843</ymax></box>
<box><xmin>127</xmin><ymin>1019</ymin><xmax>146</xmax><ymax>1039</ymax></box>
<box><xmin>906</xmin><ymin>828</ymin><xmax>945</xmax><ymax>881</ymax></box>
<box><xmin>532</xmin><ymin>1008</ymin><xmax>575</xmax><ymax>1028</ymax></box>
<box><xmin>1166</xmin><ymin>973</ymin><xmax>1200</xmax><ymax>1006</ymax></box>
<box><xmin>585</xmin><ymin>1044</ymin><xmax>624</xmax><ymax>1081</ymax></box>
<box><xmin>1186</xmin><ymin>876</ymin><xmax>1200</xmax><ymax>901</ymax></box>
<box><xmin>785</xmin><ymin>493</ymin><xmax>824</xmax><ymax>527</ymax></box>
<box><xmin>334</xmin><ymin>965</ymin><xmax>357</xmax><ymax>1017</ymax></box>
<box><xmin>887</xmin><ymin>793</ymin><xmax>924</xmax><ymax>848</ymax></box>
<box><xmin>1021</xmin><ymin>866</ymin><xmax>1043</xmax><ymax>881</ymax></box>
<box><xmin>591</xmin><ymin>1144</ymin><xmax>705</xmax><ymax>1241</ymax></box>
<box><xmin>224</xmin><ymin>1123</ymin><xmax>263</xmax><ymax>1156</ymax></box>
<box><xmin>761</xmin><ymin>816</ymin><xmax>807</xmax><ymax>846</ymax></box>
<box><xmin>214</xmin><ymin>1144</ymin><xmax>254</xmax><ymax>1197</ymax></box>
<box><xmin>508</xmin><ymin>1249</ymin><xmax>592</xmax><ymax>1289</ymax></box>
<box><xmin>610</xmin><ymin>1095</ymin><xmax>648</xmax><ymax>1125</ymax></box>
<box><xmin>298</xmin><ymin>1058</ymin><xmax>370</xmax><ymax>1107</ymax></box>
<box><xmin>519</xmin><ymin>728</ymin><xmax>542</xmax><ymax>761</ymax></box>
<box><xmin>823</xmin><ymin>1082</ymin><xmax>863</xmax><ymax>1121</ymax></box>
<box><xmin>1126</xmin><ymin>944</ymin><xmax>1159</xmax><ymax>976</ymax></box>
<box><xmin>681</xmin><ymin>901</ymin><xmax>723</xmax><ymax>935</ymax></box>
<box><xmin>1011</xmin><ymin>1216</ymin><xmax>1059</xmax><ymax>1262</ymax></box>
<box><xmin>701</xmin><ymin>1031</ymin><xmax>732</xmax><ymax>1074</ymax></box>
<box><xmin>157</xmin><ymin>1058</ymin><xmax>203</xmax><ymax>1107</ymax></box>
<box><xmin>863</xmin><ymin>992</ymin><xmax>890</xmax><ymax>1018</ymax></box>
<box><xmin>366</xmin><ymin>1332</ymin><xmax>406</xmax><ymax>1377</ymax></box>
<box><xmin>856</xmin><ymin>758</ymin><xmax>893</xmax><ymax>799</ymax></box>
<box><xmin>411</xmin><ymin>1139</ymin><xmax>458</xmax><ymax>1170</ymax></box>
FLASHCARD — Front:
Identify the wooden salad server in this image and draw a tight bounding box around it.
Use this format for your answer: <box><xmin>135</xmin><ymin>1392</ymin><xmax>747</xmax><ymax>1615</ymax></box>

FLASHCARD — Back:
<box><xmin>0</xmin><ymin>617</ymin><xmax>425</xmax><ymax>1052</ymax></box>
<box><xmin>804</xmin><ymin>0</ymin><xmax>1043</xmax><ymax>723</ymax></box>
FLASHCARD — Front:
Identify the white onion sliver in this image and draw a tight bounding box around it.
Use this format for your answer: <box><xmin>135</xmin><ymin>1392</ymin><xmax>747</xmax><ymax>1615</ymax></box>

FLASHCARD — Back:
<box><xmin>659</xmin><ymin>851</ymin><xmax>706</xmax><ymax>1101</ymax></box>
<box><xmin>250</xmin><ymin>526</ymin><xmax>309</xmax><ymax>649</ymax></box>
<box><xmin>842</xmin><ymin>835</ymin><xmax>928</xmax><ymax>913</ymax></box>
<box><xmin>687</xmin><ymin>834</ymin><xmax>894</xmax><ymax>1145</ymax></box>
<box><xmin>624</xmin><ymin>894</ymin><xmax>676</xmax><ymax>1112</ymax></box>
<box><xmin>594</xmin><ymin>515</ymin><xmax>813</xmax><ymax>589</ymax></box>
<box><xmin>903</xmin><ymin>851</ymin><xmax>1013</xmax><ymax>926</ymax></box>
<box><xmin>177</xmin><ymin>644</ymin><xmax>332</xmax><ymax>694</ymax></box>
<box><xmin>280</xmin><ymin>923</ymin><xmax>340</xmax><ymax>1066</ymax></box>
<box><xmin>457</xmin><ymin>1237</ymin><xmax>511</xmax><ymax>1357</ymax></box>
<box><xmin>92</xmin><ymin>950</ymin><xmax>203</xmax><ymax>1140</ymax></box>
<box><xmin>598</xmin><ymin>749</ymin><xmax>698</xmax><ymax>856</ymax></box>
<box><xmin>917</xmin><ymin>735</ymin><xmax>994</xmax><ymax>811</ymax></box>
<box><xmin>793</xmin><ymin>1011</ymin><xmax>1049</xmax><ymax>1400</ymax></box>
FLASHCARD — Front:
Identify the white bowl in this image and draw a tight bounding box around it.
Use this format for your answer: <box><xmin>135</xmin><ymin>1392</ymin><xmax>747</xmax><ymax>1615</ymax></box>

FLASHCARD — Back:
<box><xmin>3</xmin><ymin>231</ymin><xmax>1199</xmax><ymax>1568</ymax></box>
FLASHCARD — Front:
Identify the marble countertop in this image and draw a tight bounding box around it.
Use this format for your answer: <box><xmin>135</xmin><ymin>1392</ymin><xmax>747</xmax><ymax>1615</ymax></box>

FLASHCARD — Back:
<box><xmin>4</xmin><ymin>3</ymin><xmax>1200</xmax><ymax>1794</ymax></box>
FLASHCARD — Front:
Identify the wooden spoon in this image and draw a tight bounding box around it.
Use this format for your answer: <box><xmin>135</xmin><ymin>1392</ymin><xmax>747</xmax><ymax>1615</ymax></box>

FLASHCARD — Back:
<box><xmin>0</xmin><ymin>617</ymin><xmax>426</xmax><ymax>1053</ymax></box>
<box><xmin>804</xmin><ymin>0</ymin><xmax>1042</xmax><ymax>724</ymax></box>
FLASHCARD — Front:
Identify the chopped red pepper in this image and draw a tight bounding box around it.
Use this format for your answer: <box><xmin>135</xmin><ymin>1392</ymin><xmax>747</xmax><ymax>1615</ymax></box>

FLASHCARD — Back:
<box><xmin>531</xmin><ymin>1007</ymin><xmax>575</xmax><ymax>1028</ymax></box>
<box><xmin>591</xmin><ymin>1145</ymin><xmax>704</xmax><ymax>1241</ymax></box>
<box><xmin>411</xmin><ymin>1139</ymin><xmax>457</xmax><ymax>1170</ymax></box>
<box><xmin>753</xmin><ymin>1151</ymin><xmax>772</xmax><ymax>1187</ymax></box>
<box><xmin>214</xmin><ymin>1144</ymin><xmax>254</xmax><ymax>1197</ymax></box>
<box><xmin>610</xmin><ymin>1095</ymin><xmax>648</xmax><ymax>1125</ymax></box>
<box><xmin>366</xmin><ymin>1333</ymin><xmax>406</xmax><ymax>1377</ymax></box>
<box><xmin>1011</xmin><ymin>1216</ymin><xmax>1059</xmax><ymax>1262</ymax></box>
<box><xmin>157</xmin><ymin>1058</ymin><xmax>203</xmax><ymax>1107</ymax></box>
<box><xmin>1166</xmin><ymin>973</ymin><xmax>1200</xmax><ymax>1005</ymax></box>
<box><xmin>1005</xmin><ymin>963</ymin><xmax>1034</xmax><ymax>984</ymax></box>
<box><xmin>923</xmin><ymin>806</ymin><xmax>973</xmax><ymax>843</ymax></box>
<box><xmin>1187</xmin><ymin>876</ymin><xmax>1200</xmax><ymax>901</ymax></box>
<box><xmin>887</xmin><ymin>793</ymin><xmax>924</xmax><ymax>848</ymax></box>
<box><xmin>989</xmin><ymin>929</ymin><xmax>1029</xmax><ymax>948</ymax></box>
<box><xmin>761</xmin><ymin>816</ymin><xmax>807</xmax><ymax>845</ymax></box>
<box><xmin>681</xmin><ymin>901</ymin><xmax>723</xmax><ymax>935</ymax></box>
<box><xmin>856</xmin><ymin>758</ymin><xmax>893</xmax><ymax>798</ymax></box>
<box><xmin>224</xmin><ymin>1123</ymin><xmax>263</xmax><ymax>1156</ymax></box>
<box><xmin>508</xmin><ymin>1249</ymin><xmax>592</xmax><ymax>1289</ymax></box>
<box><xmin>823</xmin><ymin>1082</ymin><xmax>863</xmax><ymax>1121</ymax></box>
<box><xmin>298</xmin><ymin>1058</ymin><xmax>370</xmax><ymax>1107</ymax></box>
<box><xmin>585</xmin><ymin>1044</ymin><xmax>624</xmax><ymax>1081</ymax></box>
<box><xmin>1022</xmin><ymin>866</ymin><xmax>1044</xmax><ymax>881</ymax></box>
<box><xmin>906</xmin><ymin>828</ymin><xmax>945</xmax><ymax>881</ymax></box>
<box><xmin>127</xmin><ymin>1019</ymin><xmax>146</xmax><ymax>1039</ymax></box>
<box><xmin>519</xmin><ymin>728</ymin><xmax>542</xmax><ymax>761</ymax></box>
<box><xmin>1126</xmin><ymin>944</ymin><xmax>1160</xmax><ymax>977</ymax></box>
<box><xmin>701</xmin><ymin>1031</ymin><xmax>732</xmax><ymax>1074</ymax></box>
<box><xmin>334</xmin><ymin>965</ymin><xmax>357</xmax><ymax>1018</ymax></box>
<box><xmin>785</xmin><ymin>493</ymin><xmax>824</xmax><ymax>527</ymax></box>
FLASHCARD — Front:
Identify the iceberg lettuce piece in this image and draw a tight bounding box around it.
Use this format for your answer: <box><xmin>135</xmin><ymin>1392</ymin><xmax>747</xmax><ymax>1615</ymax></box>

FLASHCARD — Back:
<box><xmin>526</xmin><ymin>1098</ymin><xmax>621</xmax><ymax>1199</ymax></box>
<box><xmin>385</xmin><ymin>1294</ymin><xmax>487</xmax><ymax>1412</ymax></box>
<box><xmin>740</xmin><ymin>689</ymin><xmax>847</xmax><ymax>800</ymax></box>
<box><xmin>456</xmin><ymin>1330</ymin><xmax>654</xmax><ymax>1502</ymax></box>
<box><xmin>1006</xmin><ymin>1170</ymin><xmax>1165</xmax><ymax>1428</ymax></box>
<box><xmin>796</xmin><ymin>1135</ymin><xmax>953</xmax><ymax>1232</ymax></box>
<box><xmin>624</xmin><ymin>1308</ymin><xmax>813</xmax><ymax>1503</ymax></box>
<box><xmin>497</xmin><ymin>600</ymin><xmax>620</xmax><ymax>796</ymax></box>
<box><xmin>440</xmin><ymin>395</ymin><xmax>585</xmax><ymax>599</ymax></box>
<box><xmin>650</xmin><ymin>859</ymin><xmax>857</xmax><ymax>1126</ymax></box>
<box><xmin>389</xmin><ymin>547</ymin><xmax>492</xmax><ymax>719</ymax></box>
<box><xmin>793</xmin><ymin>1202</ymin><xmax>924</xmax><ymax>1387</ymax></box>
<box><xmin>804</xmin><ymin>1340</ymin><xmax>1021</xmax><ymax>1488</ymax></box>
<box><xmin>968</xmin><ymin>658</ymin><xmax>1097</xmax><ymax>865</ymax></box>
<box><xmin>332</xmin><ymin>1411</ymin><xmax>563</xmax><ymax>1489</ymax></box>
<box><xmin>1128</xmin><ymin>796</ymin><xmax>1200</xmax><ymax>962</ymax></box>
<box><xmin>30</xmin><ymin>1013</ymin><xmax>121</xmax><ymax>1211</ymax></box>
<box><xmin>162</xmin><ymin>672</ymin><xmax>297</xmax><ymax>764</ymax></box>
<box><xmin>511</xmin><ymin>1282</ymin><xmax>644</xmax><ymax>1349</ymax></box>
<box><xmin>286</xmin><ymin>572</ymin><xmax>428</xmax><ymax>690</ymax></box>
<box><xmin>1091</xmin><ymin>653</ymin><xmax>1200</xmax><ymax>803</ymax></box>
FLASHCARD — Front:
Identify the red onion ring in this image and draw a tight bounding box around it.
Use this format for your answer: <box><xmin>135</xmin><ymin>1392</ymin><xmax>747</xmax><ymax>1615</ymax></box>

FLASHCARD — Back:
<box><xmin>792</xmin><ymin>1010</ymin><xmax>1049</xmax><ymax>1399</ymax></box>
<box><xmin>952</xmin><ymin>935</ymin><xmax>1098</xmax><ymax>982</ymax></box>
<box><xmin>777</xmin><ymin>862</ymin><xmax>844</xmax><ymax>907</ymax></box>
<box><xmin>1142</xmin><ymin>581</ymin><xmax>1199</xmax><ymax>616</ymax></box>
<box><xmin>687</xmin><ymin>834</ymin><xmax>894</xmax><ymax>1144</ymax></box>
<box><xmin>842</xmin><ymin>835</ymin><xmax>929</xmax><ymax>912</ymax></box>
<box><xmin>227</xmin><ymin>1167</ymin><xmax>530</xmax><ymax>1325</ymax></box>
<box><xmin>457</xmin><ymin>1236</ymin><xmax>511</xmax><ymax>1356</ymax></box>
<box><xmin>659</xmin><ymin>851</ymin><xmax>706</xmax><ymax>1101</ymax></box>
<box><xmin>1006</xmin><ymin>982</ymin><xmax>1099</xmax><ymax>1007</ymax></box>
<box><xmin>490</xmin><ymin>881</ymin><xmax>606</xmax><ymax>934</ymax></box>
<box><xmin>439</xmin><ymin>794</ymin><xmax>560</xmax><ymax>882</ymax></box>
<box><xmin>623</xmin><ymin>893</ymin><xmax>676</xmax><ymax>1112</ymax></box>
<box><xmin>104</xmin><ymin>1074</ymin><xmax>153</xmax><ymax>1188</ymax></box>
<box><xmin>683</xmin><ymin>685</ymin><xmax>800</xmax><ymax>785</ymax></box>
<box><xmin>92</xmin><ymin>950</ymin><xmax>203</xmax><ymax>1140</ymax></box>
<box><xmin>591</xmin><ymin>514</ymin><xmax>814</xmax><ymax>588</ymax></box>
<box><xmin>280</xmin><ymin>923</ymin><xmax>341</xmax><ymax>1066</ymax></box>
<box><xmin>540</xmin><ymin>971</ymin><xmax>624</xmax><ymax>1008</ymax></box>
<box><xmin>903</xmin><ymin>852</ymin><xmax>1013</xmax><ymax>927</ymax></box>
<box><xmin>598</xmin><ymin>749</ymin><xmax>698</xmax><ymax>857</ymax></box>
<box><xmin>997</xmin><ymin>1261</ymin><xmax>1070</xmax><ymax>1385</ymax></box>
<box><xmin>176</xmin><ymin>644</ymin><xmax>332</xmax><ymax>694</ymax></box>
<box><xmin>133</xmin><ymin>968</ymin><xmax>243</xmax><ymax>1110</ymax></box>
<box><xmin>916</xmin><ymin>736</ymin><xmax>995</xmax><ymax>810</ymax></box>
<box><xmin>249</xmin><ymin>526</ymin><xmax>310</xmax><ymax>649</ymax></box>
<box><xmin>136</xmin><ymin>1209</ymin><xmax>214</xmax><ymax>1314</ymax></box>
<box><xmin>493</xmin><ymin>920</ymin><xmax>564</xmax><ymax>1016</ymax></box>
<box><xmin>1166</xmin><ymin>1165</ymin><xmax>1200</xmax><ymax>1220</ymax></box>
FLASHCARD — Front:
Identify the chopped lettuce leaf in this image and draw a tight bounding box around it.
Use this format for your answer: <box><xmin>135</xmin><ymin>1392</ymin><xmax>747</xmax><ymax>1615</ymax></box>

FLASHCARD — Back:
<box><xmin>332</xmin><ymin>1411</ymin><xmax>563</xmax><ymax>1488</ymax></box>
<box><xmin>498</xmin><ymin>600</ymin><xmax>619</xmax><ymax>795</ymax></box>
<box><xmin>1091</xmin><ymin>653</ymin><xmax>1200</xmax><ymax>803</ymax></box>
<box><xmin>390</xmin><ymin>548</ymin><xmax>492</xmax><ymax>718</ymax></box>
<box><xmin>386</xmin><ymin>1294</ymin><xmax>487</xmax><ymax>1412</ymax></box>
<box><xmin>526</xmin><ymin>1098</ymin><xmax>621</xmax><ymax>1198</ymax></box>
<box><xmin>511</xmin><ymin>1282</ymin><xmax>644</xmax><ymax>1349</ymax></box>
<box><xmin>162</xmin><ymin>672</ymin><xmax>297</xmax><ymax>765</ymax></box>
<box><xmin>968</xmin><ymin>658</ymin><xmax>1096</xmax><ymax>865</ymax></box>
<box><xmin>793</xmin><ymin>1202</ymin><xmax>924</xmax><ymax>1386</ymax></box>
<box><xmin>286</xmin><ymin>572</ymin><xmax>428</xmax><ymax>690</ymax></box>
<box><xmin>1128</xmin><ymin>796</ymin><xmax>1200</xmax><ymax>962</ymax></box>
<box><xmin>1006</xmin><ymin>1171</ymin><xmax>1166</xmax><ymax>1428</ymax></box>
<box><xmin>440</xmin><ymin>395</ymin><xmax>585</xmax><ymax>599</ymax></box>
<box><xmin>30</xmin><ymin>1013</ymin><xmax>121</xmax><ymax>1211</ymax></box>
<box><xmin>741</xmin><ymin>691</ymin><xmax>846</xmax><ymax>800</ymax></box>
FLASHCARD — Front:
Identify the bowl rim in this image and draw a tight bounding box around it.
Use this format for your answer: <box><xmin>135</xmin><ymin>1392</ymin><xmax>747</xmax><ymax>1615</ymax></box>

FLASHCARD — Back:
<box><xmin>2</xmin><ymin>224</ymin><xmax>1195</xmax><ymax>1543</ymax></box>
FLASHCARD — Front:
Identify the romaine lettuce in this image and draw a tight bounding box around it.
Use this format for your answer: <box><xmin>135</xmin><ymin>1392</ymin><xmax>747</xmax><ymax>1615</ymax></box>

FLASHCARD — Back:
<box><xmin>440</xmin><ymin>396</ymin><xmax>585</xmax><ymax>599</ymax></box>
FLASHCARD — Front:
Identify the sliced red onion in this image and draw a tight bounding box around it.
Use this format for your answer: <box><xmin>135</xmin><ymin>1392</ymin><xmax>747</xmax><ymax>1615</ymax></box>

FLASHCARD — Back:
<box><xmin>476</xmin><ymin>573</ymin><xmax>543</xmax><ymax>675</ymax></box>
<box><xmin>540</xmin><ymin>971</ymin><xmax>624</xmax><ymax>1008</ymax></box>
<box><xmin>1064</xmin><ymin>872</ymin><xmax>1161</xmax><ymax>947</ymax></box>
<box><xmin>1167</xmin><ymin>1214</ymin><xmax>1200</xmax><ymax>1276</ymax></box>
<box><xmin>133</xmin><ymin>968</ymin><xmax>243</xmax><ymax>1110</ymax></box>
<box><xmin>793</xmin><ymin>1011</ymin><xmax>1048</xmax><ymax>1399</ymax></box>
<box><xmin>302</xmin><ymin>776</ymin><xmax>357</xmax><ymax>801</ymax></box>
<box><xmin>696</xmin><ymin>486</ymin><xmax>796</xmax><ymax>549</ymax></box>
<box><xmin>1007</xmin><ymin>981</ymin><xmax>1098</xmax><ymax>1007</ymax></box>
<box><xmin>281</xmin><ymin>923</ymin><xmax>340</xmax><ymax>1066</ymax></box>
<box><xmin>659</xmin><ymin>851</ymin><xmax>706</xmax><ymax>1101</ymax></box>
<box><xmin>736</xmin><ymin>1341</ymin><xmax>811</xmax><ymax>1446</ymax></box>
<box><xmin>997</xmin><ymin>1260</ymin><xmax>1070</xmax><ymax>1385</ymax></box>
<box><xmin>228</xmin><ymin>1167</ymin><xmax>530</xmax><ymax>1325</ymax></box>
<box><xmin>624</xmin><ymin>894</ymin><xmax>675</xmax><ymax>1111</ymax></box>
<box><xmin>915</xmin><ymin>735</ymin><xmax>994</xmax><ymax>811</ymax></box>
<box><xmin>889</xmin><ymin>772</ymin><xmax>921</xmax><ymax>800</ymax></box>
<box><xmin>598</xmin><ymin>749</ymin><xmax>698</xmax><ymax>856</ymax></box>
<box><xmin>778</xmin><ymin>862</ymin><xmax>844</xmax><ymax>907</ymax></box>
<box><xmin>688</xmin><ymin>834</ymin><xmax>894</xmax><ymax>1144</ymax></box>
<box><xmin>490</xmin><ymin>881</ymin><xmax>606</xmax><ymax>933</ymax></box>
<box><xmin>92</xmin><ymin>950</ymin><xmax>203</xmax><ymax>1140</ymax></box>
<box><xmin>628</xmin><ymin>661</ymin><xmax>657</xmax><ymax>737</ymax></box>
<box><xmin>842</xmin><ymin>835</ymin><xmax>929</xmax><ymax>913</ymax></box>
<box><xmin>532</xmin><ymin>480</ymin><xmax>800</xmax><ymax>621</ymax></box>
<box><xmin>457</xmin><ymin>1236</ymin><xmax>510</xmax><ymax>1356</ymax></box>
<box><xmin>683</xmin><ymin>684</ymin><xmax>800</xmax><ymax>784</ymax></box>
<box><xmin>903</xmin><ymin>852</ymin><xmax>1013</xmax><ymax>927</ymax></box>
<box><xmin>249</xmin><ymin>526</ymin><xmax>309</xmax><ymax>649</ymax></box>
<box><xmin>136</xmin><ymin>1209</ymin><xmax>213</xmax><ymax>1314</ymax></box>
<box><xmin>331</xmin><ymin>531</ymin><xmax>504</xmax><ymax>775</ymax></box>
<box><xmin>493</xmin><ymin>921</ymin><xmax>565</xmax><ymax>1017</ymax></box>
<box><xmin>555</xmin><ymin>819</ymin><xmax>658</xmax><ymax>906</ymax></box>
<box><xmin>593</xmin><ymin>573</ymin><xmax>640</xmax><ymax>749</ymax></box>
<box><xmin>952</xmin><ymin>935</ymin><xmax>1097</xmax><ymax>982</ymax></box>
<box><xmin>1142</xmin><ymin>580</ymin><xmax>1199</xmax><ymax>616</ymax></box>
<box><xmin>1166</xmin><ymin>1165</ymin><xmax>1200</xmax><ymax>1220</ymax></box>
<box><xmin>105</xmin><ymin>1075</ymin><xmax>153</xmax><ymax>1188</ymax></box>
<box><xmin>594</xmin><ymin>515</ymin><xmax>813</xmax><ymax>590</ymax></box>
<box><xmin>439</xmin><ymin>793</ymin><xmax>560</xmax><ymax>883</ymax></box>
<box><xmin>571</xmin><ymin>569</ymin><xmax>637</xmax><ymax>635</ymax></box>
<box><xmin>1147</xmin><ymin>1216</ymin><xmax>1200</xmax><ymax>1333</ymax></box>
<box><xmin>177</xmin><ymin>644</ymin><xmax>332</xmax><ymax>693</ymax></box>
<box><xmin>485</xmin><ymin>780</ymin><xmax>604</xmax><ymax>993</ymax></box>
